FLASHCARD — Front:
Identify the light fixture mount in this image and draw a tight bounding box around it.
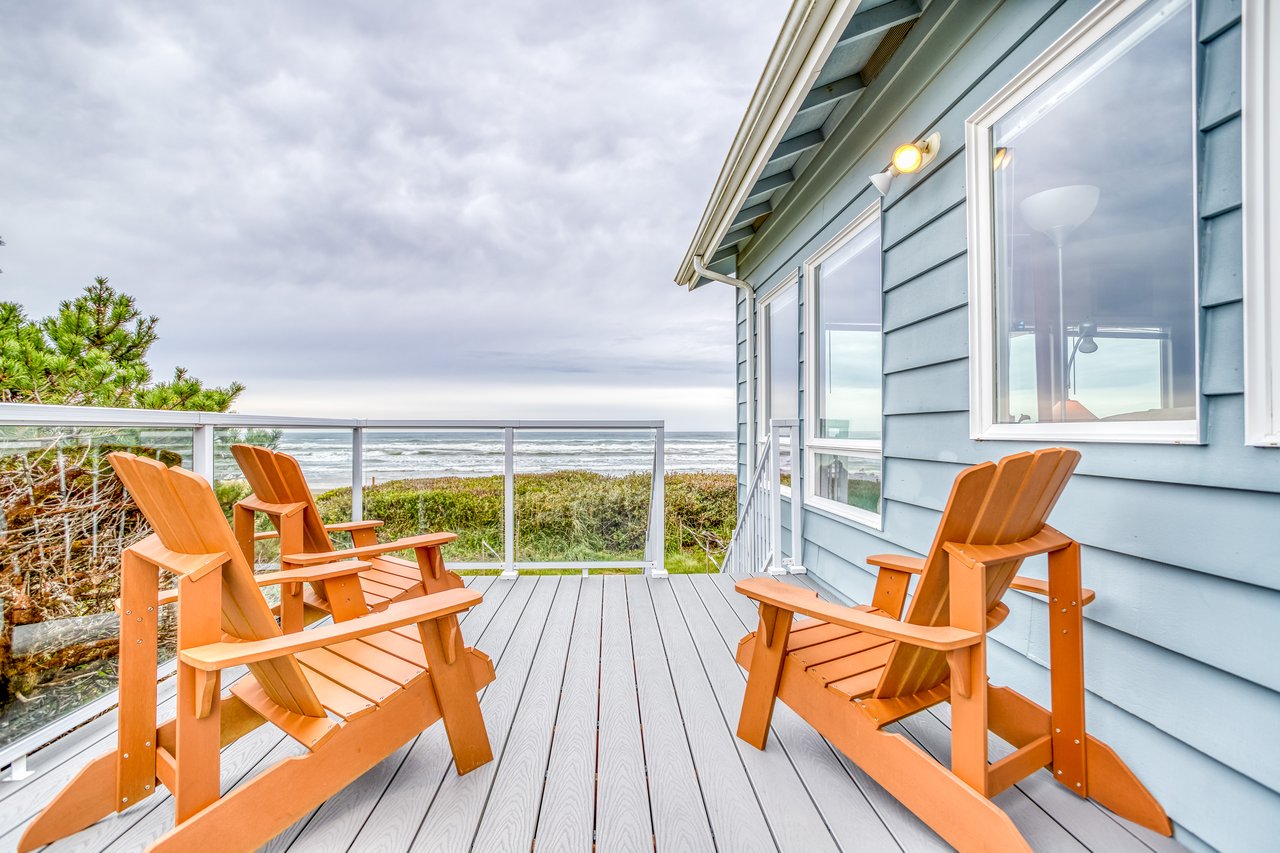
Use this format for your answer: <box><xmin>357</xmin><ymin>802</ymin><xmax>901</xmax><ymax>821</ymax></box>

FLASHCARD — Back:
<box><xmin>870</xmin><ymin>131</ymin><xmax>941</xmax><ymax>196</ymax></box>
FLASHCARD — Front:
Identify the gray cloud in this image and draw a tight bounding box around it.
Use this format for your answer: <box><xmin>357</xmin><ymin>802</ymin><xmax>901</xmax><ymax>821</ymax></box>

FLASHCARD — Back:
<box><xmin>0</xmin><ymin>1</ymin><xmax>782</xmax><ymax>428</ymax></box>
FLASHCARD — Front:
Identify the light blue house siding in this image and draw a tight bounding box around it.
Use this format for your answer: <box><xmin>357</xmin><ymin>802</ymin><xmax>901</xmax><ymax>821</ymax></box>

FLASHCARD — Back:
<box><xmin>731</xmin><ymin>1</ymin><xmax>1276</xmax><ymax>850</ymax></box>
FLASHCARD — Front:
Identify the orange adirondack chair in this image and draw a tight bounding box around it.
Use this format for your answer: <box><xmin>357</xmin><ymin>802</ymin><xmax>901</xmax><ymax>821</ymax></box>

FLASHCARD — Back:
<box><xmin>230</xmin><ymin>443</ymin><xmax>463</xmax><ymax>631</ymax></box>
<box><xmin>20</xmin><ymin>453</ymin><xmax>494</xmax><ymax>853</ymax></box>
<box><xmin>735</xmin><ymin>448</ymin><xmax>1172</xmax><ymax>852</ymax></box>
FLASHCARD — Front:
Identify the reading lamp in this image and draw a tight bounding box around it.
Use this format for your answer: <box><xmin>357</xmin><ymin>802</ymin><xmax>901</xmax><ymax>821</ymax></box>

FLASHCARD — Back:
<box><xmin>870</xmin><ymin>132</ymin><xmax>940</xmax><ymax>195</ymax></box>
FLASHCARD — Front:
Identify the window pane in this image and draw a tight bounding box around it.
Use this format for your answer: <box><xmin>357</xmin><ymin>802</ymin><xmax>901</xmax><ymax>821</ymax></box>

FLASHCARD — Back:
<box><xmin>766</xmin><ymin>287</ymin><xmax>798</xmax><ymax>425</ymax></box>
<box><xmin>991</xmin><ymin>0</ymin><xmax>1195</xmax><ymax>425</ymax></box>
<box><xmin>813</xmin><ymin>452</ymin><xmax>881</xmax><ymax>514</ymax></box>
<box><xmin>816</xmin><ymin>223</ymin><xmax>881</xmax><ymax>440</ymax></box>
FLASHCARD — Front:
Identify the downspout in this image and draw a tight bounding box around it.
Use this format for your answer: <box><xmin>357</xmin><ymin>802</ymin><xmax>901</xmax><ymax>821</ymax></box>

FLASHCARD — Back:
<box><xmin>693</xmin><ymin>255</ymin><xmax>757</xmax><ymax>479</ymax></box>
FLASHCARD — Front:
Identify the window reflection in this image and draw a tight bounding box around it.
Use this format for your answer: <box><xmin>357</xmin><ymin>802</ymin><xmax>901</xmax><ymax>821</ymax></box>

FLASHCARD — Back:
<box><xmin>991</xmin><ymin>0</ymin><xmax>1195</xmax><ymax>425</ymax></box>
<box><xmin>813</xmin><ymin>452</ymin><xmax>881</xmax><ymax>514</ymax></box>
<box><xmin>815</xmin><ymin>225</ymin><xmax>882</xmax><ymax>440</ymax></box>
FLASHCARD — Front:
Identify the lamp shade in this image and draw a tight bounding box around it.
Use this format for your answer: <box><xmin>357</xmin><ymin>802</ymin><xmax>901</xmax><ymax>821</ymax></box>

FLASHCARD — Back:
<box><xmin>1020</xmin><ymin>184</ymin><xmax>1099</xmax><ymax>247</ymax></box>
<box><xmin>870</xmin><ymin>169</ymin><xmax>895</xmax><ymax>196</ymax></box>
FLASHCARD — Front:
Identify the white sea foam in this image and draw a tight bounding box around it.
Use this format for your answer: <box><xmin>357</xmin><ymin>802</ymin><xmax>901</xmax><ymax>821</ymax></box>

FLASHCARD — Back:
<box><xmin>218</xmin><ymin>430</ymin><xmax>736</xmax><ymax>490</ymax></box>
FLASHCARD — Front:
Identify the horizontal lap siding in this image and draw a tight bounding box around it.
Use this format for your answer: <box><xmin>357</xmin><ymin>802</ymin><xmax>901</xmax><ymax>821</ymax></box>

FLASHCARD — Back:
<box><xmin>729</xmin><ymin>0</ymin><xmax>1276</xmax><ymax>849</ymax></box>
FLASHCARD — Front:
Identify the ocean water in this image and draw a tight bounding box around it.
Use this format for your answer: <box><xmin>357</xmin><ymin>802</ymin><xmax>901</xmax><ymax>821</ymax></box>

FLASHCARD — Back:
<box><xmin>217</xmin><ymin>429</ymin><xmax>737</xmax><ymax>491</ymax></box>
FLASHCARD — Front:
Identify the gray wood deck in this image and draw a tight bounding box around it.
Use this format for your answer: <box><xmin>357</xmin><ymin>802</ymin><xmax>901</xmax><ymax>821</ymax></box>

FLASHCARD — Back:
<box><xmin>0</xmin><ymin>573</ymin><xmax>1184</xmax><ymax>852</ymax></box>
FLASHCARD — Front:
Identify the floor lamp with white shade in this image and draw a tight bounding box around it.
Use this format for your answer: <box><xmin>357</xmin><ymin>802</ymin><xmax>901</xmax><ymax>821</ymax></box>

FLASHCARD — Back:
<box><xmin>1020</xmin><ymin>184</ymin><xmax>1099</xmax><ymax>419</ymax></box>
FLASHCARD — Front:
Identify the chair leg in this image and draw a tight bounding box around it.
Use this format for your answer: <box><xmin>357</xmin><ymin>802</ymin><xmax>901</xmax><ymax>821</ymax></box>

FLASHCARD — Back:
<box><xmin>988</xmin><ymin>686</ymin><xmax>1172</xmax><ymax>836</ymax></box>
<box><xmin>948</xmin><ymin>553</ymin><xmax>990</xmax><ymax>795</ymax></box>
<box><xmin>737</xmin><ymin>604</ymin><xmax>793</xmax><ymax>749</ymax></box>
<box><xmin>17</xmin><ymin>753</ymin><xmax>119</xmax><ymax>852</ymax></box>
<box><xmin>419</xmin><ymin>614</ymin><xmax>493</xmax><ymax>774</ymax></box>
<box><xmin>173</xmin><ymin>571</ymin><xmax>222</xmax><ymax>823</ymax></box>
<box><xmin>1047</xmin><ymin>542</ymin><xmax>1088</xmax><ymax>794</ymax></box>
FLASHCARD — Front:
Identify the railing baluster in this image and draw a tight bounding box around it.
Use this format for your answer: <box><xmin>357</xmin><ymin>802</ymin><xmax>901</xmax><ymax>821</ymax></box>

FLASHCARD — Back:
<box><xmin>647</xmin><ymin>426</ymin><xmax>668</xmax><ymax>578</ymax></box>
<box><xmin>501</xmin><ymin>427</ymin><xmax>516</xmax><ymax>579</ymax></box>
<box><xmin>351</xmin><ymin>426</ymin><xmax>364</xmax><ymax>522</ymax></box>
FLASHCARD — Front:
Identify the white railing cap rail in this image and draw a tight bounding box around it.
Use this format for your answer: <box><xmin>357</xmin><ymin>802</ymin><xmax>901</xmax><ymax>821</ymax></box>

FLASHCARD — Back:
<box><xmin>0</xmin><ymin>403</ymin><xmax>662</xmax><ymax>431</ymax></box>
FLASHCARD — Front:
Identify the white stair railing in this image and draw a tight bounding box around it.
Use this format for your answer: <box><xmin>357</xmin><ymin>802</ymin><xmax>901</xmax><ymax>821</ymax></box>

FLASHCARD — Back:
<box><xmin>720</xmin><ymin>419</ymin><xmax>806</xmax><ymax>575</ymax></box>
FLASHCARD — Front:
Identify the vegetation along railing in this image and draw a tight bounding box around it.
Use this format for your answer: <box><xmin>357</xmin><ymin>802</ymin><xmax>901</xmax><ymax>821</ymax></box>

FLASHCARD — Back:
<box><xmin>0</xmin><ymin>402</ymin><xmax>669</xmax><ymax>776</ymax></box>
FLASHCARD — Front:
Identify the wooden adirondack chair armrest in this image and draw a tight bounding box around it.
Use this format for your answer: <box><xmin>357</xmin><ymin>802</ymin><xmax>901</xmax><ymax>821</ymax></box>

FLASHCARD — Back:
<box><xmin>1009</xmin><ymin>576</ymin><xmax>1096</xmax><ymax>606</ymax></box>
<box><xmin>282</xmin><ymin>532</ymin><xmax>458</xmax><ymax>566</ymax></box>
<box><xmin>865</xmin><ymin>554</ymin><xmax>924</xmax><ymax>618</ymax></box>
<box><xmin>129</xmin><ymin>535</ymin><xmax>229</xmax><ymax>581</ymax></box>
<box><xmin>179</xmin><ymin>587</ymin><xmax>483</xmax><ymax>671</ymax></box>
<box><xmin>253</xmin><ymin>559</ymin><xmax>374</xmax><ymax>587</ymax></box>
<box><xmin>735</xmin><ymin>578</ymin><xmax>980</xmax><ymax>651</ymax></box>
<box><xmin>236</xmin><ymin>496</ymin><xmax>308</xmax><ymax>519</ymax></box>
<box><xmin>866</xmin><ymin>554</ymin><xmax>924</xmax><ymax>574</ymax></box>
<box><xmin>325</xmin><ymin>520</ymin><xmax>385</xmax><ymax>533</ymax></box>
<box><xmin>942</xmin><ymin>525</ymin><xmax>1074</xmax><ymax>568</ymax></box>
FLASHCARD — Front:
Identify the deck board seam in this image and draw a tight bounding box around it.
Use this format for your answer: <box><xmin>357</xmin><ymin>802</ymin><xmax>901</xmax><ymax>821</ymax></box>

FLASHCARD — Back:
<box><xmin>630</xmin><ymin>578</ymin><xmax>720</xmax><ymax>851</ymax></box>
<box><xmin>515</xmin><ymin>577</ymin><xmax>586</xmax><ymax>853</ymax></box>
<box><xmin>464</xmin><ymin>577</ymin><xmax>581</xmax><ymax>852</ymax></box>
<box><xmin>337</xmin><ymin>571</ymin><xmax>531</xmax><ymax>851</ymax></box>
<box><xmin>686</xmin><ymin>575</ymin><xmax>895</xmax><ymax>853</ymax></box>
<box><xmin>659</xmin><ymin>577</ymin><xmax>787</xmax><ymax>852</ymax></box>
<box><xmin>705</xmin><ymin>574</ymin><xmax>909</xmax><ymax>851</ymax></box>
<box><xmin>404</xmin><ymin>575</ymin><xmax>558</xmax><ymax>851</ymax></box>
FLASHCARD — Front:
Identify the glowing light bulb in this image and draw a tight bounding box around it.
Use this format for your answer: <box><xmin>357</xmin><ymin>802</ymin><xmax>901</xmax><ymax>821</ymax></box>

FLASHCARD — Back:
<box><xmin>892</xmin><ymin>143</ymin><xmax>924</xmax><ymax>174</ymax></box>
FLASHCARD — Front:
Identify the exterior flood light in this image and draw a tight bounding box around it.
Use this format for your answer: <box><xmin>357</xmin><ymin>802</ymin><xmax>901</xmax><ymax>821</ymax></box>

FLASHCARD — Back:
<box><xmin>870</xmin><ymin>132</ymin><xmax>940</xmax><ymax>196</ymax></box>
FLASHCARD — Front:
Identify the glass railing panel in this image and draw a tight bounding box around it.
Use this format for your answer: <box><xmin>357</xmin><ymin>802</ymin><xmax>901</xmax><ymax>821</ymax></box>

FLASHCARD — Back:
<box><xmin>358</xmin><ymin>429</ymin><xmax>505</xmax><ymax>565</ymax></box>
<box><xmin>0</xmin><ymin>425</ymin><xmax>192</xmax><ymax>754</ymax></box>
<box><xmin>513</xmin><ymin>429</ymin><xmax>655</xmax><ymax>568</ymax></box>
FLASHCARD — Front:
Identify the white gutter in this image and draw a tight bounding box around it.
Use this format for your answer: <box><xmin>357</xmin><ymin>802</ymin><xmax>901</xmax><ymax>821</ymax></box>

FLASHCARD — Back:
<box><xmin>693</xmin><ymin>255</ymin><xmax>758</xmax><ymax>476</ymax></box>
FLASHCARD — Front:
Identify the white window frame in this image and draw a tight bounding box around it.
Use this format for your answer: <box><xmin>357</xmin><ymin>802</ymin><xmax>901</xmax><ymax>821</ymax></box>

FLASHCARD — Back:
<box><xmin>804</xmin><ymin>201</ymin><xmax>883</xmax><ymax>529</ymax></box>
<box><xmin>1244</xmin><ymin>0</ymin><xmax>1280</xmax><ymax>446</ymax></box>
<box><xmin>757</xmin><ymin>273</ymin><xmax>800</xmax><ymax>492</ymax></box>
<box><xmin>964</xmin><ymin>0</ymin><xmax>1202</xmax><ymax>444</ymax></box>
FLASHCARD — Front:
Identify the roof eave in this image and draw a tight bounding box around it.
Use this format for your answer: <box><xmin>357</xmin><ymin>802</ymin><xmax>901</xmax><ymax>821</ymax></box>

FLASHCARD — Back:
<box><xmin>675</xmin><ymin>0</ymin><xmax>861</xmax><ymax>289</ymax></box>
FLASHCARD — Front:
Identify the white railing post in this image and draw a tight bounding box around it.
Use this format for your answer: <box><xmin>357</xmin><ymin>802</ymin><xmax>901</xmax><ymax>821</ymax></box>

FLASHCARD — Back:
<box><xmin>191</xmin><ymin>423</ymin><xmax>214</xmax><ymax>482</ymax></box>
<box><xmin>351</xmin><ymin>426</ymin><xmax>364</xmax><ymax>522</ymax></box>
<box><xmin>501</xmin><ymin>427</ymin><xmax>517</xmax><ymax>579</ymax></box>
<box><xmin>786</xmin><ymin>423</ymin><xmax>806</xmax><ymax>575</ymax></box>
<box><xmin>648</xmin><ymin>426</ymin><xmax>668</xmax><ymax>578</ymax></box>
<box><xmin>768</xmin><ymin>419</ymin><xmax>785</xmax><ymax>575</ymax></box>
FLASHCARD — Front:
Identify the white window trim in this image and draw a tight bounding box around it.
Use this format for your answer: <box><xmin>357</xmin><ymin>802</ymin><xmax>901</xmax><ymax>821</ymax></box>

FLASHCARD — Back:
<box><xmin>803</xmin><ymin>201</ymin><xmax>883</xmax><ymax>529</ymax></box>
<box><xmin>964</xmin><ymin>0</ymin><xmax>1202</xmax><ymax>445</ymax></box>
<box><xmin>1244</xmin><ymin>0</ymin><xmax>1280</xmax><ymax>446</ymax></box>
<box><xmin>757</xmin><ymin>273</ymin><xmax>800</xmax><ymax>493</ymax></box>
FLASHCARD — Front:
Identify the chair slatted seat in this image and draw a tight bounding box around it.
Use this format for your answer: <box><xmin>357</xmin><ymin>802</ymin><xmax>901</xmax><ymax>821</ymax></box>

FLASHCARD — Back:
<box><xmin>20</xmin><ymin>453</ymin><xmax>495</xmax><ymax>853</ymax></box>
<box><xmin>734</xmin><ymin>448</ymin><xmax>1173</xmax><ymax>852</ymax></box>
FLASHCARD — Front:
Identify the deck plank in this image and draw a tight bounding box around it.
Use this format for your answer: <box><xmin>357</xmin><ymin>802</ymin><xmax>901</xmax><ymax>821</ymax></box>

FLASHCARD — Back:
<box><xmin>624</xmin><ymin>576</ymin><xmax>716</xmax><ymax>853</ymax></box>
<box><xmin>668</xmin><ymin>575</ymin><xmax>841</xmax><ymax>853</ymax></box>
<box><xmin>689</xmin><ymin>574</ymin><xmax>906</xmax><ymax>852</ymax></box>
<box><xmin>2</xmin><ymin>573</ymin><xmax>1184</xmax><ymax>853</ymax></box>
<box><xmin>594</xmin><ymin>576</ymin><xmax>654</xmax><ymax>852</ymax></box>
<box><xmin>711</xmin><ymin>573</ymin><xmax>950</xmax><ymax>851</ymax></box>
<box><xmin>344</xmin><ymin>574</ymin><xmax>539</xmax><ymax>852</ymax></box>
<box><xmin>410</xmin><ymin>576</ymin><xmax>571</xmax><ymax>852</ymax></box>
<box><xmin>469</xmin><ymin>577</ymin><xmax>581</xmax><ymax>852</ymax></box>
<box><xmin>532</xmin><ymin>576</ymin><xmax>604</xmax><ymax>853</ymax></box>
<box><xmin>646</xmin><ymin>578</ymin><xmax>779</xmax><ymax>853</ymax></box>
<box><xmin>277</xmin><ymin>575</ymin><xmax>503</xmax><ymax>852</ymax></box>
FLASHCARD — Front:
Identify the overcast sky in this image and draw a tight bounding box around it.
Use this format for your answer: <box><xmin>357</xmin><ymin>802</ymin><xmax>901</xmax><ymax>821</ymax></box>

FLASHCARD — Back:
<box><xmin>1</xmin><ymin>2</ymin><xmax>784</xmax><ymax>430</ymax></box>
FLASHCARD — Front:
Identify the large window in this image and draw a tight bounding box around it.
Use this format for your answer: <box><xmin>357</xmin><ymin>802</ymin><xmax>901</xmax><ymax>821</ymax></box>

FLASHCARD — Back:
<box><xmin>966</xmin><ymin>0</ymin><xmax>1199</xmax><ymax>442</ymax></box>
<box><xmin>1244</xmin><ymin>0</ymin><xmax>1280</xmax><ymax>446</ymax></box>
<box><xmin>757</xmin><ymin>275</ymin><xmax>799</xmax><ymax>481</ymax></box>
<box><xmin>805</xmin><ymin>203</ymin><xmax>882</xmax><ymax>525</ymax></box>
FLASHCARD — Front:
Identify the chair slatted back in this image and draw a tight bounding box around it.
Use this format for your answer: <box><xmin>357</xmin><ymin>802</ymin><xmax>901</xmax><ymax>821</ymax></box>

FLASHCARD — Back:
<box><xmin>109</xmin><ymin>452</ymin><xmax>326</xmax><ymax>717</ymax></box>
<box><xmin>230</xmin><ymin>444</ymin><xmax>335</xmax><ymax>554</ymax></box>
<box><xmin>873</xmin><ymin>448</ymin><xmax>1080</xmax><ymax>699</ymax></box>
